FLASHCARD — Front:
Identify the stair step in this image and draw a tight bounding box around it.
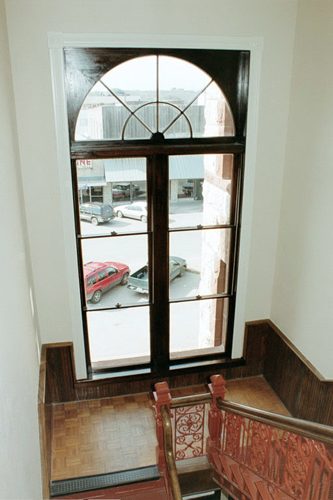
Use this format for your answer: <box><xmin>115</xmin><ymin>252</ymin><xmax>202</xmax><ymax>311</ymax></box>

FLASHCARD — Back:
<box><xmin>183</xmin><ymin>490</ymin><xmax>221</xmax><ymax>499</ymax></box>
<box><xmin>50</xmin><ymin>465</ymin><xmax>160</xmax><ymax>497</ymax></box>
<box><xmin>178</xmin><ymin>461</ymin><xmax>218</xmax><ymax>497</ymax></box>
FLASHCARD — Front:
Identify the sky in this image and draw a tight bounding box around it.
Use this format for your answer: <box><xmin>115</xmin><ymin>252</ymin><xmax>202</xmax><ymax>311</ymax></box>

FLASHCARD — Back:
<box><xmin>101</xmin><ymin>55</ymin><xmax>211</xmax><ymax>92</ymax></box>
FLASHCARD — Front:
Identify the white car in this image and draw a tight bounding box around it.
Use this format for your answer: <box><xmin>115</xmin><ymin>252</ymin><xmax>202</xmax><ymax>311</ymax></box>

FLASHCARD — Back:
<box><xmin>116</xmin><ymin>202</ymin><xmax>147</xmax><ymax>223</ymax></box>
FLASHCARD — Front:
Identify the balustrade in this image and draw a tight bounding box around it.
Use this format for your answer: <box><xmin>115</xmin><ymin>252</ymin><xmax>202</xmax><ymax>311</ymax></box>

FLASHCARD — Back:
<box><xmin>154</xmin><ymin>375</ymin><xmax>333</xmax><ymax>500</ymax></box>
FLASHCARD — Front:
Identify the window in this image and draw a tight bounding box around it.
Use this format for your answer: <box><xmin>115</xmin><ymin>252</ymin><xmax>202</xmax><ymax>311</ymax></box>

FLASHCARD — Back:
<box><xmin>64</xmin><ymin>48</ymin><xmax>249</xmax><ymax>375</ymax></box>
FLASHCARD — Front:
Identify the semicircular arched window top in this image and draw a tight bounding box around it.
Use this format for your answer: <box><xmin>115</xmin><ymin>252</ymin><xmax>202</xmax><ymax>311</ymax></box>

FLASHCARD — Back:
<box><xmin>75</xmin><ymin>55</ymin><xmax>235</xmax><ymax>141</ymax></box>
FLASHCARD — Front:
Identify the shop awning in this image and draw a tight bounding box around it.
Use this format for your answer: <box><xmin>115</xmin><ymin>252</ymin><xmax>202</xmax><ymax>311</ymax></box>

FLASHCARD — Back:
<box><xmin>104</xmin><ymin>156</ymin><xmax>204</xmax><ymax>183</ymax></box>
<box><xmin>78</xmin><ymin>176</ymin><xmax>106</xmax><ymax>188</ymax></box>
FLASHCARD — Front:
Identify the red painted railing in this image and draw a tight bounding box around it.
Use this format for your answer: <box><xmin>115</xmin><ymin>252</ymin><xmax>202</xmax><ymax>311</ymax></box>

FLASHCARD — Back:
<box><xmin>208</xmin><ymin>375</ymin><xmax>333</xmax><ymax>500</ymax></box>
<box><xmin>154</xmin><ymin>376</ymin><xmax>333</xmax><ymax>500</ymax></box>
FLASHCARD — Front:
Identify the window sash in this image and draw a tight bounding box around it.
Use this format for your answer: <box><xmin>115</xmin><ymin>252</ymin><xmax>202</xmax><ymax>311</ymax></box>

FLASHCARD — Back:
<box><xmin>71</xmin><ymin>149</ymin><xmax>243</xmax><ymax>373</ymax></box>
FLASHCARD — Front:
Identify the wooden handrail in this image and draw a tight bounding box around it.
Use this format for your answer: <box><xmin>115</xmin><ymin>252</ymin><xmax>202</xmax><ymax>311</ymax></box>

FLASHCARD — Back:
<box><xmin>160</xmin><ymin>406</ymin><xmax>182</xmax><ymax>500</ymax></box>
<box><xmin>217</xmin><ymin>398</ymin><xmax>333</xmax><ymax>445</ymax></box>
<box><xmin>170</xmin><ymin>392</ymin><xmax>211</xmax><ymax>408</ymax></box>
<box><xmin>167</xmin><ymin>376</ymin><xmax>333</xmax><ymax>446</ymax></box>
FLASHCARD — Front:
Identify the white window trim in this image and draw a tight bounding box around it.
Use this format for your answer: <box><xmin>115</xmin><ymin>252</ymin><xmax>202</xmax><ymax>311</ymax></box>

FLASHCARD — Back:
<box><xmin>48</xmin><ymin>33</ymin><xmax>263</xmax><ymax>380</ymax></box>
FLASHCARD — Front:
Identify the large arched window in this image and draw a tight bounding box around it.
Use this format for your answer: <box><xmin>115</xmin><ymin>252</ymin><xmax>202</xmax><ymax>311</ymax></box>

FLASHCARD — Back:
<box><xmin>64</xmin><ymin>48</ymin><xmax>249</xmax><ymax>376</ymax></box>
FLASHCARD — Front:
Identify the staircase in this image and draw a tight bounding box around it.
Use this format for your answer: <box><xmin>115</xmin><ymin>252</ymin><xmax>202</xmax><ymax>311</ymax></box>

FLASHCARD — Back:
<box><xmin>48</xmin><ymin>376</ymin><xmax>333</xmax><ymax>499</ymax></box>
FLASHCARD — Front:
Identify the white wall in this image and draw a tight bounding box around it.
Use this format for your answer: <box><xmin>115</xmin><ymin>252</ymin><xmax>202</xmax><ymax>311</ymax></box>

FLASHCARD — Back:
<box><xmin>272</xmin><ymin>0</ymin><xmax>333</xmax><ymax>378</ymax></box>
<box><xmin>4</xmin><ymin>0</ymin><xmax>297</xmax><ymax>377</ymax></box>
<box><xmin>0</xmin><ymin>1</ymin><xmax>42</xmax><ymax>498</ymax></box>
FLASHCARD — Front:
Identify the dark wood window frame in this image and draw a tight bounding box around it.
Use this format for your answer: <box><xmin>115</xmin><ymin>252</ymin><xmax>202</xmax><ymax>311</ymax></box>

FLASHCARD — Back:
<box><xmin>64</xmin><ymin>47</ymin><xmax>249</xmax><ymax>378</ymax></box>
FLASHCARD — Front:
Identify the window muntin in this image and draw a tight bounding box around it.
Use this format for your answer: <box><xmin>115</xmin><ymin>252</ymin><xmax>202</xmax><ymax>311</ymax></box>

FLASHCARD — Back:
<box><xmin>65</xmin><ymin>47</ymin><xmax>249</xmax><ymax>373</ymax></box>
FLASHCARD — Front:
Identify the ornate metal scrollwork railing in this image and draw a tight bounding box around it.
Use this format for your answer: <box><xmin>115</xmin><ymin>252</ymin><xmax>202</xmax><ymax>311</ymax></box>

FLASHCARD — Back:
<box><xmin>208</xmin><ymin>375</ymin><xmax>333</xmax><ymax>500</ymax></box>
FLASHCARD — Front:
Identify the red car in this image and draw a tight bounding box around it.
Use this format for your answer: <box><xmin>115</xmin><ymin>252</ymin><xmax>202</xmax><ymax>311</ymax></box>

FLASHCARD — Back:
<box><xmin>84</xmin><ymin>261</ymin><xmax>130</xmax><ymax>304</ymax></box>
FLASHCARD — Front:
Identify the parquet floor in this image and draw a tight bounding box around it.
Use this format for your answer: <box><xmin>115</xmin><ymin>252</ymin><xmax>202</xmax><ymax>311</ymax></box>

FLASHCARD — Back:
<box><xmin>51</xmin><ymin>393</ymin><xmax>156</xmax><ymax>480</ymax></box>
<box><xmin>226</xmin><ymin>376</ymin><xmax>290</xmax><ymax>414</ymax></box>
<box><xmin>51</xmin><ymin>375</ymin><xmax>289</xmax><ymax>481</ymax></box>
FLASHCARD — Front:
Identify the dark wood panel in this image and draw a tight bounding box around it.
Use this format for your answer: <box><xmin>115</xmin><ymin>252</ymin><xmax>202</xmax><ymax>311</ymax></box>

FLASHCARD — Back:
<box><xmin>45</xmin><ymin>343</ymin><xmax>77</xmax><ymax>403</ymax></box>
<box><xmin>70</xmin><ymin>138</ymin><xmax>245</xmax><ymax>159</ymax></box>
<box><xmin>261</xmin><ymin>320</ymin><xmax>333</xmax><ymax>426</ymax></box>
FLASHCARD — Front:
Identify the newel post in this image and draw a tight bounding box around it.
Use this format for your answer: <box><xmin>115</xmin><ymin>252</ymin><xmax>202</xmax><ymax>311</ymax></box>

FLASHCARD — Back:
<box><xmin>153</xmin><ymin>381</ymin><xmax>172</xmax><ymax>470</ymax></box>
<box><xmin>207</xmin><ymin>375</ymin><xmax>226</xmax><ymax>461</ymax></box>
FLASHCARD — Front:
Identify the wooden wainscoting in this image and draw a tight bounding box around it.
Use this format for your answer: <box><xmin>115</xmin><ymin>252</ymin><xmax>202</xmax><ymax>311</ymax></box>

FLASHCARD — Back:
<box><xmin>40</xmin><ymin>320</ymin><xmax>333</xmax><ymax>425</ymax></box>
<box><xmin>258</xmin><ymin>320</ymin><xmax>333</xmax><ymax>426</ymax></box>
<box><xmin>38</xmin><ymin>345</ymin><xmax>54</xmax><ymax>499</ymax></box>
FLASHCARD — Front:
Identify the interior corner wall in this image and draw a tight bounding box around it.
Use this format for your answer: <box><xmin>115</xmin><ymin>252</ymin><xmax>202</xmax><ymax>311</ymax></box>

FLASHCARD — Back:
<box><xmin>4</xmin><ymin>0</ymin><xmax>297</xmax><ymax>375</ymax></box>
<box><xmin>0</xmin><ymin>1</ymin><xmax>42</xmax><ymax>498</ymax></box>
<box><xmin>272</xmin><ymin>0</ymin><xmax>333</xmax><ymax>378</ymax></box>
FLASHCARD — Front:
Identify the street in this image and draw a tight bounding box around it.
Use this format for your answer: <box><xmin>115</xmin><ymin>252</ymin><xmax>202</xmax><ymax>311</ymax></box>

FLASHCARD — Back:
<box><xmin>80</xmin><ymin>199</ymin><xmax>225</xmax><ymax>365</ymax></box>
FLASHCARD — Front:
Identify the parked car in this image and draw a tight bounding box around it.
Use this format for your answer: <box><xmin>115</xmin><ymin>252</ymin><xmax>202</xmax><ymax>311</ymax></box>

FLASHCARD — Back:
<box><xmin>127</xmin><ymin>256</ymin><xmax>187</xmax><ymax>293</ymax></box>
<box><xmin>111</xmin><ymin>187</ymin><xmax>127</xmax><ymax>200</ymax></box>
<box><xmin>182</xmin><ymin>182</ymin><xmax>194</xmax><ymax>197</ymax></box>
<box><xmin>84</xmin><ymin>261</ymin><xmax>130</xmax><ymax>303</ymax></box>
<box><xmin>79</xmin><ymin>202</ymin><xmax>114</xmax><ymax>225</ymax></box>
<box><xmin>112</xmin><ymin>183</ymin><xmax>141</xmax><ymax>199</ymax></box>
<box><xmin>116</xmin><ymin>202</ymin><xmax>147</xmax><ymax>223</ymax></box>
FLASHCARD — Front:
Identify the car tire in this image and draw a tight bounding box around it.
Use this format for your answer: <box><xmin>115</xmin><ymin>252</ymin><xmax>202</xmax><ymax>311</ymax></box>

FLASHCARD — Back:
<box><xmin>141</xmin><ymin>215</ymin><xmax>147</xmax><ymax>223</ymax></box>
<box><xmin>91</xmin><ymin>217</ymin><xmax>98</xmax><ymax>226</ymax></box>
<box><xmin>117</xmin><ymin>211</ymin><xmax>123</xmax><ymax>218</ymax></box>
<box><xmin>91</xmin><ymin>290</ymin><xmax>102</xmax><ymax>303</ymax></box>
<box><xmin>120</xmin><ymin>272</ymin><xmax>129</xmax><ymax>285</ymax></box>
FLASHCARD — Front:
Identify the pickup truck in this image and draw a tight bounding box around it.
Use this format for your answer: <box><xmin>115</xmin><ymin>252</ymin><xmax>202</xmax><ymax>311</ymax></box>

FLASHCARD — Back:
<box><xmin>127</xmin><ymin>256</ymin><xmax>187</xmax><ymax>293</ymax></box>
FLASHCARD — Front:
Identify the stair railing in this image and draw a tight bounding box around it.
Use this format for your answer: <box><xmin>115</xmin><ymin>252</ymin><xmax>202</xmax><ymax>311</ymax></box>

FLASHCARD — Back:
<box><xmin>155</xmin><ymin>375</ymin><xmax>333</xmax><ymax>499</ymax></box>
<box><xmin>154</xmin><ymin>382</ymin><xmax>216</xmax><ymax>498</ymax></box>
<box><xmin>208</xmin><ymin>374</ymin><xmax>333</xmax><ymax>500</ymax></box>
<box><xmin>154</xmin><ymin>381</ymin><xmax>182</xmax><ymax>500</ymax></box>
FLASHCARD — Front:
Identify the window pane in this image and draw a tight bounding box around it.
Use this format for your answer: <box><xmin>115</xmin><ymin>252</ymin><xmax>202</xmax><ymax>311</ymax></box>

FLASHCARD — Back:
<box><xmin>102</xmin><ymin>56</ymin><xmax>157</xmax><ymax>112</ymax></box>
<box><xmin>170</xmin><ymin>298</ymin><xmax>228</xmax><ymax>359</ymax></box>
<box><xmin>164</xmin><ymin>114</ymin><xmax>192</xmax><ymax>139</ymax></box>
<box><xmin>75</xmin><ymin>82</ymin><xmax>131</xmax><ymax>140</ymax></box>
<box><xmin>123</xmin><ymin>118</ymin><xmax>152</xmax><ymax>140</ymax></box>
<box><xmin>169</xmin><ymin>154</ymin><xmax>233</xmax><ymax>229</ymax></box>
<box><xmin>81</xmin><ymin>234</ymin><xmax>149</xmax><ymax>308</ymax></box>
<box><xmin>77</xmin><ymin>158</ymin><xmax>147</xmax><ymax>236</ymax></box>
<box><xmin>169</xmin><ymin>229</ymin><xmax>232</xmax><ymax>300</ymax></box>
<box><xmin>194</xmin><ymin>82</ymin><xmax>235</xmax><ymax>137</ymax></box>
<box><xmin>88</xmin><ymin>307</ymin><xmax>150</xmax><ymax>369</ymax></box>
<box><xmin>159</xmin><ymin>56</ymin><xmax>211</xmax><ymax>98</ymax></box>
